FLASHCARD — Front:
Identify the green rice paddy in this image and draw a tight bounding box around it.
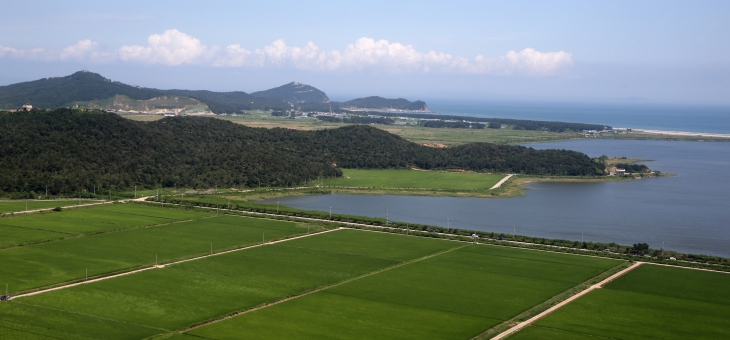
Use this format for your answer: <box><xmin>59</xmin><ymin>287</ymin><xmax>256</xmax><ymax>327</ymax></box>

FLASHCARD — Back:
<box><xmin>185</xmin><ymin>244</ymin><xmax>620</xmax><ymax>339</ymax></box>
<box><xmin>1</xmin><ymin>204</ymin><xmax>725</xmax><ymax>340</ymax></box>
<box><xmin>509</xmin><ymin>265</ymin><xmax>730</xmax><ymax>340</ymax></box>
<box><xmin>1</xmin><ymin>230</ymin><xmax>460</xmax><ymax>337</ymax></box>
<box><xmin>314</xmin><ymin>169</ymin><xmax>505</xmax><ymax>190</ymax></box>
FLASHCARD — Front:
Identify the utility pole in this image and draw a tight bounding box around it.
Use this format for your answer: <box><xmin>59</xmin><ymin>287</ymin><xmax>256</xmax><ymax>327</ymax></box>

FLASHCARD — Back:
<box><xmin>156</xmin><ymin>254</ymin><xmax>158</xmax><ymax>266</ymax></box>
<box><xmin>662</xmin><ymin>241</ymin><xmax>665</xmax><ymax>256</ymax></box>
<box><xmin>277</xmin><ymin>201</ymin><xmax>280</xmax><ymax>213</ymax></box>
<box><xmin>134</xmin><ymin>185</ymin><xmax>137</xmax><ymax>199</ymax></box>
<box><xmin>228</xmin><ymin>198</ymin><xmax>230</xmax><ymax>210</ymax></box>
<box><xmin>157</xmin><ymin>189</ymin><xmax>159</xmax><ymax>201</ymax></box>
<box><xmin>86</xmin><ymin>268</ymin><xmax>88</xmax><ymax>282</ymax></box>
<box><xmin>25</xmin><ymin>201</ymin><xmax>27</xmax><ymax>211</ymax></box>
<box><xmin>262</xmin><ymin>233</ymin><xmax>265</xmax><ymax>245</ymax></box>
<box><xmin>581</xmin><ymin>232</ymin><xmax>584</xmax><ymax>243</ymax></box>
<box><xmin>513</xmin><ymin>226</ymin><xmax>516</xmax><ymax>240</ymax></box>
<box><xmin>210</xmin><ymin>243</ymin><xmax>212</xmax><ymax>255</ymax></box>
<box><xmin>46</xmin><ymin>185</ymin><xmax>48</xmax><ymax>199</ymax></box>
<box><xmin>386</xmin><ymin>210</ymin><xmax>389</xmax><ymax>225</ymax></box>
<box><xmin>447</xmin><ymin>219</ymin><xmax>450</xmax><ymax>229</ymax></box>
<box><xmin>330</xmin><ymin>206</ymin><xmax>332</xmax><ymax>219</ymax></box>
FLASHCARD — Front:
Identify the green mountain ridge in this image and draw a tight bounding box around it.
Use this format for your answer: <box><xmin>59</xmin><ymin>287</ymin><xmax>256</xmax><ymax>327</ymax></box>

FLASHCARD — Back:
<box><xmin>0</xmin><ymin>71</ymin><xmax>428</xmax><ymax>113</ymax></box>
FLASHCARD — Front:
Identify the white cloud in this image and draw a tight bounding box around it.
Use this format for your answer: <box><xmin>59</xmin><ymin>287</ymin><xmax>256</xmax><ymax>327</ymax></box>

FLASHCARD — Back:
<box><xmin>0</xmin><ymin>30</ymin><xmax>573</xmax><ymax>76</ymax></box>
<box><xmin>118</xmin><ymin>29</ymin><xmax>210</xmax><ymax>66</ymax></box>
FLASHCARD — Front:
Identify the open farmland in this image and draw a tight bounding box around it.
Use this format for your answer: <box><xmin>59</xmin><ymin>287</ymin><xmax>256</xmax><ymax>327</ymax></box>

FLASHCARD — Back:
<box><xmin>315</xmin><ymin>169</ymin><xmax>505</xmax><ymax>190</ymax></box>
<box><xmin>182</xmin><ymin>243</ymin><xmax>621</xmax><ymax>339</ymax></box>
<box><xmin>0</xmin><ymin>230</ymin><xmax>460</xmax><ymax>338</ymax></box>
<box><xmin>0</xmin><ymin>200</ymin><xmax>103</xmax><ymax>213</ymax></box>
<box><xmin>0</xmin><ymin>205</ymin><xmax>315</xmax><ymax>293</ymax></box>
<box><xmin>509</xmin><ymin>264</ymin><xmax>730</xmax><ymax>340</ymax></box>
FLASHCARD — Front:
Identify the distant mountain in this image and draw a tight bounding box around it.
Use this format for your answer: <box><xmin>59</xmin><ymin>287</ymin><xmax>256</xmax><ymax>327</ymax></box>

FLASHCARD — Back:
<box><xmin>164</xmin><ymin>89</ymin><xmax>290</xmax><ymax>112</ymax></box>
<box><xmin>342</xmin><ymin>96</ymin><xmax>428</xmax><ymax>111</ymax></box>
<box><xmin>0</xmin><ymin>71</ymin><xmax>161</xmax><ymax>110</ymax></box>
<box><xmin>0</xmin><ymin>72</ymin><xmax>429</xmax><ymax>113</ymax></box>
<box><xmin>0</xmin><ymin>71</ymin><xmax>292</xmax><ymax>113</ymax></box>
<box><xmin>251</xmin><ymin>82</ymin><xmax>330</xmax><ymax>104</ymax></box>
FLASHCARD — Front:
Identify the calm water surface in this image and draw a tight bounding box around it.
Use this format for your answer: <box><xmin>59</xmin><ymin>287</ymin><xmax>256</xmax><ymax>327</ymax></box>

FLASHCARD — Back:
<box><xmin>267</xmin><ymin>140</ymin><xmax>730</xmax><ymax>257</ymax></box>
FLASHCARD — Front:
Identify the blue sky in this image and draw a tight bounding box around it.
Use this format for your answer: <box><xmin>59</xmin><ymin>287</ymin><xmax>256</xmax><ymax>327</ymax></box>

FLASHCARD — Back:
<box><xmin>1</xmin><ymin>0</ymin><xmax>728</xmax><ymax>104</ymax></box>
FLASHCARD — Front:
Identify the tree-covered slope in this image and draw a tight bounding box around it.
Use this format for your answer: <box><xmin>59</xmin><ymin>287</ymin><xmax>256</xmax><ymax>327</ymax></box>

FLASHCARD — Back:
<box><xmin>163</xmin><ymin>89</ymin><xmax>291</xmax><ymax>113</ymax></box>
<box><xmin>341</xmin><ymin>96</ymin><xmax>428</xmax><ymax>111</ymax></box>
<box><xmin>251</xmin><ymin>82</ymin><xmax>330</xmax><ymax>104</ymax></box>
<box><xmin>0</xmin><ymin>71</ymin><xmax>294</xmax><ymax>113</ymax></box>
<box><xmin>0</xmin><ymin>110</ymin><xmax>602</xmax><ymax>195</ymax></box>
<box><xmin>0</xmin><ymin>71</ymin><xmax>162</xmax><ymax>110</ymax></box>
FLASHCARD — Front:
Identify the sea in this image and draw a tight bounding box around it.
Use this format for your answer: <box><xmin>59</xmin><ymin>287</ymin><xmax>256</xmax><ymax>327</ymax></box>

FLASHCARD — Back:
<box><xmin>427</xmin><ymin>100</ymin><xmax>730</xmax><ymax>134</ymax></box>
<box><xmin>266</xmin><ymin>102</ymin><xmax>730</xmax><ymax>257</ymax></box>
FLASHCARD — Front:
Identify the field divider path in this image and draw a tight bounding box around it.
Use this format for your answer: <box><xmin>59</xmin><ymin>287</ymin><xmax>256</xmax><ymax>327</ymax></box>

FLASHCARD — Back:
<box><xmin>489</xmin><ymin>261</ymin><xmax>643</xmax><ymax>340</ymax></box>
<box><xmin>177</xmin><ymin>243</ymin><xmax>471</xmax><ymax>334</ymax></box>
<box><xmin>8</xmin><ymin>227</ymin><xmax>341</xmax><ymax>301</ymax></box>
<box><xmin>3</xmin><ymin>200</ymin><xmax>112</xmax><ymax>216</ymax></box>
<box><xmin>490</xmin><ymin>174</ymin><xmax>515</xmax><ymax>189</ymax></box>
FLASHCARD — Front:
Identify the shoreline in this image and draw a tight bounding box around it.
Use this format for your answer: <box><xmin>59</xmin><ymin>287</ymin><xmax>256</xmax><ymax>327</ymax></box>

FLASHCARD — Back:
<box><xmin>632</xmin><ymin>129</ymin><xmax>730</xmax><ymax>139</ymax></box>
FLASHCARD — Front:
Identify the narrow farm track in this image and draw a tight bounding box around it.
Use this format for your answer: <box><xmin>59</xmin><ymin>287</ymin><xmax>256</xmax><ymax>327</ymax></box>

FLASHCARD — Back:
<box><xmin>8</xmin><ymin>228</ymin><xmax>341</xmax><ymax>300</ymax></box>
<box><xmin>490</xmin><ymin>174</ymin><xmax>515</xmax><ymax>189</ymax></box>
<box><xmin>489</xmin><ymin>262</ymin><xmax>644</xmax><ymax>340</ymax></box>
<box><xmin>177</xmin><ymin>243</ymin><xmax>471</xmax><ymax>334</ymax></box>
<box><xmin>3</xmin><ymin>200</ymin><xmax>112</xmax><ymax>215</ymax></box>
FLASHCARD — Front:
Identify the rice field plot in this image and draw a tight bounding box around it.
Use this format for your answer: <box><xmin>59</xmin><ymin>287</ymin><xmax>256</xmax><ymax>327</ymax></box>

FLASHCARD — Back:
<box><xmin>184</xmin><ymin>244</ymin><xmax>622</xmax><ymax>339</ymax></box>
<box><xmin>0</xmin><ymin>200</ymin><xmax>103</xmax><ymax>214</ymax></box>
<box><xmin>0</xmin><ymin>203</ymin><xmax>207</xmax><ymax>237</ymax></box>
<box><xmin>510</xmin><ymin>265</ymin><xmax>730</xmax><ymax>340</ymax></box>
<box><xmin>1</xmin><ymin>230</ymin><xmax>460</xmax><ymax>338</ymax></box>
<box><xmin>0</xmin><ymin>215</ymin><xmax>305</xmax><ymax>293</ymax></box>
<box><xmin>315</xmin><ymin>169</ymin><xmax>505</xmax><ymax>190</ymax></box>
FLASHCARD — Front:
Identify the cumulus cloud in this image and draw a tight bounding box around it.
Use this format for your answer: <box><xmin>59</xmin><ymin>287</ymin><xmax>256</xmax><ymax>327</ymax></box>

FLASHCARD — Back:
<box><xmin>0</xmin><ymin>30</ymin><xmax>573</xmax><ymax>76</ymax></box>
<box><xmin>213</xmin><ymin>37</ymin><xmax>572</xmax><ymax>76</ymax></box>
<box><xmin>118</xmin><ymin>29</ymin><xmax>210</xmax><ymax>65</ymax></box>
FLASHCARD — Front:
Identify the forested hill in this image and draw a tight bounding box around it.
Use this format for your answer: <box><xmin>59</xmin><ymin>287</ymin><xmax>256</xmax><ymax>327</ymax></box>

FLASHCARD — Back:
<box><xmin>342</xmin><ymin>96</ymin><xmax>428</xmax><ymax>111</ymax></box>
<box><xmin>0</xmin><ymin>71</ymin><xmax>161</xmax><ymax>110</ymax></box>
<box><xmin>0</xmin><ymin>71</ymin><xmax>292</xmax><ymax>113</ymax></box>
<box><xmin>0</xmin><ymin>109</ymin><xmax>603</xmax><ymax>195</ymax></box>
<box><xmin>251</xmin><ymin>82</ymin><xmax>330</xmax><ymax>104</ymax></box>
<box><xmin>163</xmin><ymin>89</ymin><xmax>291</xmax><ymax>112</ymax></box>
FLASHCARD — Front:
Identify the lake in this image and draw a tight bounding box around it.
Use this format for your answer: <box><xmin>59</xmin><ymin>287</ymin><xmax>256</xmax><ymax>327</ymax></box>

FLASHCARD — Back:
<box><xmin>266</xmin><ymin>140</ymin><xmax>730</xmax><ymax>257</ymax></box>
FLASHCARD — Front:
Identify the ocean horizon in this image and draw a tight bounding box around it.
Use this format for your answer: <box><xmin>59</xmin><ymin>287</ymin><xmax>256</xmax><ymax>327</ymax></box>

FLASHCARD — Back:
<box><xmin>426</xmin><ymin>100</ymin><xmax>730</xmax><ymax>135</ymax></box>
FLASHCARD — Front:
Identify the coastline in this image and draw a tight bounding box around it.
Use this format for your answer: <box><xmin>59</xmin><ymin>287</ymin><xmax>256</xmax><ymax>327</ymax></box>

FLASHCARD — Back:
<box><xmin>632</xmin><ymin>129</ymin><xmax>730</xmax><ymax>139</ymax></box>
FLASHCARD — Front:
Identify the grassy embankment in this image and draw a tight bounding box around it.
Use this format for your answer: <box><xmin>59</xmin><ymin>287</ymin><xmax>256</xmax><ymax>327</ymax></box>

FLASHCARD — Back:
<box><xmin>509</xmin><ymin>264</ymin><xmax>730</xmax><ymax>340</ymax></box>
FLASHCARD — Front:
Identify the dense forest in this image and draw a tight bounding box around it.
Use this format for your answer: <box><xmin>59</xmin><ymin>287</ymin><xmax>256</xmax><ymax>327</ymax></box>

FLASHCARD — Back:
<box><xmin>164</xmin><ymin>89</ymin><xmax>291</xmax><ymax>112</ymax></box>
<box><xmin>0</xmin><ymin>109</ymin><xmax>603</xmax><ymax>196</ymax></box>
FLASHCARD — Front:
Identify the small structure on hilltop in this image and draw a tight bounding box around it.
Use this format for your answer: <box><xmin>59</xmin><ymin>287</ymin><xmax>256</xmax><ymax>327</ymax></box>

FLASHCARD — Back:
<box><xmin>21</xmin><ymin>104</ymin><xmax>33</xmax><ymax>111</ymax></box>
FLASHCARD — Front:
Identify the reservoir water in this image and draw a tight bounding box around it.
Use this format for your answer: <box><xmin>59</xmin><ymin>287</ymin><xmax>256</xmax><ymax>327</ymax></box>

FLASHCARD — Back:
<box><xmin>267</xmin><ymin>140</ymin><xmax>730</xmax><ymax>257</ymax></box>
